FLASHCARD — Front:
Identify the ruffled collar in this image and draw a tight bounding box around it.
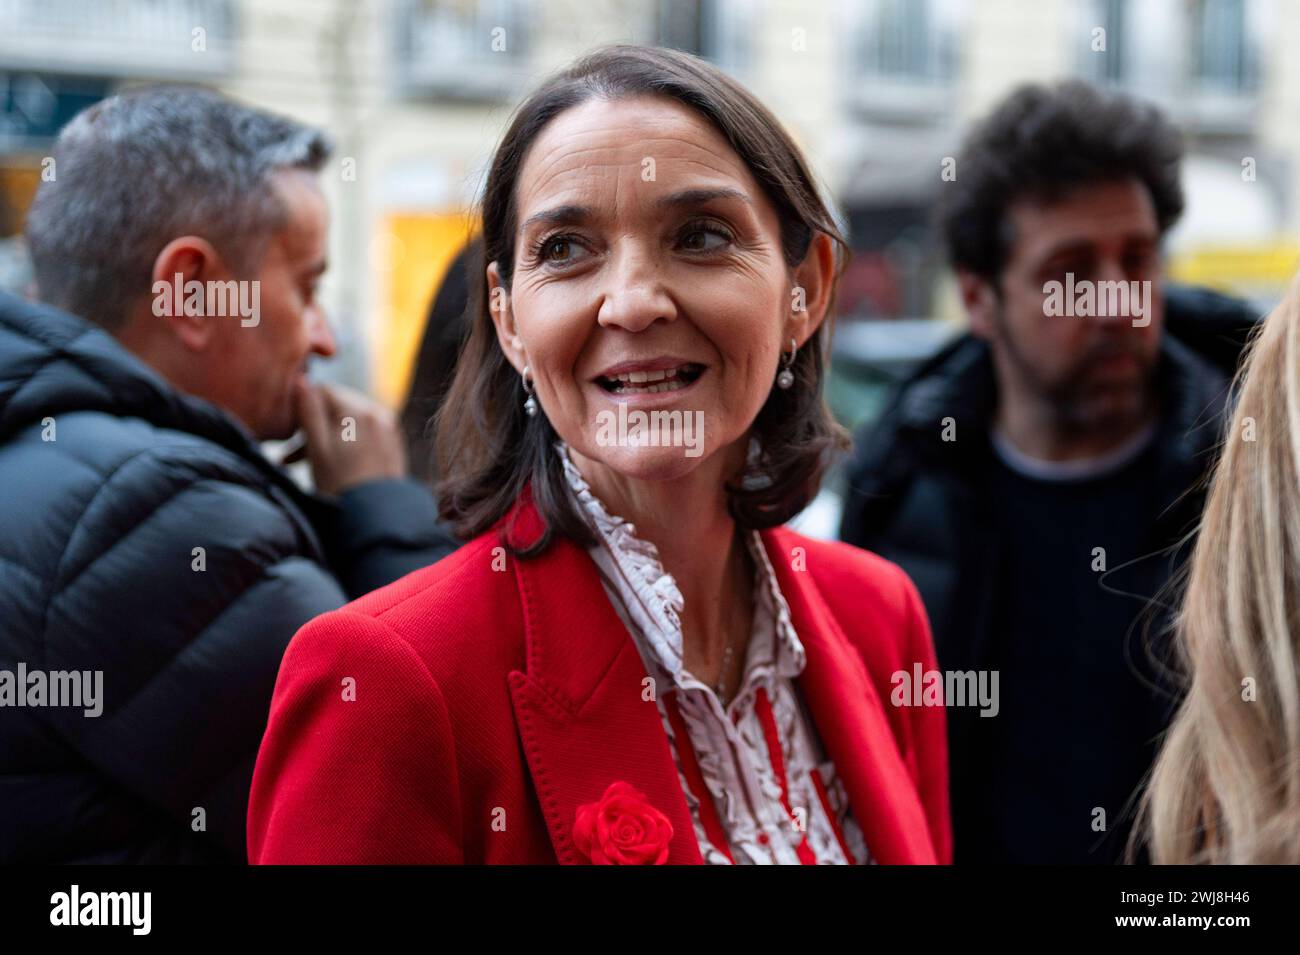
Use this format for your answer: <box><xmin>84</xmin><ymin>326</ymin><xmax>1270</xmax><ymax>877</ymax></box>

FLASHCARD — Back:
<box><xmin>555</xmin><ymin>440</ymin><xmax>805</xmax><ymax>684</ymax></box>
<box><xmin>557</xmin><ymin>441</ymin><xmax>687</xmax><ymax>675</ymax></box>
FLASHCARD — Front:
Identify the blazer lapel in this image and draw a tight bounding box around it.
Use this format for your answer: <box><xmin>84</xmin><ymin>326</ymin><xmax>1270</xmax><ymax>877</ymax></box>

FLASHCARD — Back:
<box><xmin>503</xmin><ymin>496</ymin><xmax>702</xmax><ymax>865</ymax></box>
<box><xmin>764</xmin><ymin>529</ymin><xmax>941</xmax><ymax>864</ymax></box>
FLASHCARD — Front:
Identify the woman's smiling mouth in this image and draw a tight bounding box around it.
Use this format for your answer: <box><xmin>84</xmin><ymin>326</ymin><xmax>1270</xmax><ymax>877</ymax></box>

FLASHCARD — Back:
<box><xmin>594</xmin><ymin>360</ymin><xmax>707</xmax><ymax>396</ymax></box>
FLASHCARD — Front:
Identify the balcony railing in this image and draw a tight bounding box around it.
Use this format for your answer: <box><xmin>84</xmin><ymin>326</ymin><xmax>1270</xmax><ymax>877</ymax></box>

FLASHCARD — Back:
<box><xmin>0</xmin><ymin>0</ymin><xmax>233</xmax><ymax>79</ymax></box>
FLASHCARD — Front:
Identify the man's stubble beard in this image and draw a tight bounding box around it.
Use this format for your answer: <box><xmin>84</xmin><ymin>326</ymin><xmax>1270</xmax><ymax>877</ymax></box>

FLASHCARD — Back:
<box><xmin>993</xmin><ymin>306</ymin><xmax>1160</xmax><ymax>441</ymax></box>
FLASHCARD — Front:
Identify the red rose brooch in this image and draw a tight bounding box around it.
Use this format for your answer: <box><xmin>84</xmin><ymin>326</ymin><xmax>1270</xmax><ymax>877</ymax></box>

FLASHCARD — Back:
<box><xmin>573</xmin><ymin>781</ymin><xmax>674</xmax><ymax>865</ymax></box>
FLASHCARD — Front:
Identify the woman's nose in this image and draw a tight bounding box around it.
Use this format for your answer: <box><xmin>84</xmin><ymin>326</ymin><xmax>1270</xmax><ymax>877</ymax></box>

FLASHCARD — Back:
<box><xmin>596</xmin><ymin>252</ymin><xmax>677</xmax><ymax>332</ymax></box>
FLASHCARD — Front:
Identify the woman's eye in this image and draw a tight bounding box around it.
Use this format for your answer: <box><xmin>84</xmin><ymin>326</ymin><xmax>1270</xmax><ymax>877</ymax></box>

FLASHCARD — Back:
<box><xmin>534</xmin><ymin>234</ymin><xmax>588</xmax><ymax>268</ymax></box>
<box><xmin>680</xmin><ymin>224</ymin><xmax>732</xmax><ymax>253</ymax></box>
<box><xmin>543</xmin><ymin>237</ymin><xmax>572</xmax><ymax>261</ymax></box>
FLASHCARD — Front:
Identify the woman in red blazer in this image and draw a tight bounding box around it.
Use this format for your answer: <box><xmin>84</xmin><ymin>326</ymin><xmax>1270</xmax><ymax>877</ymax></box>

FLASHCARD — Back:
<box><xmin>248</xmin><ymin>45</ymin><xmax>951</xmax><ymax>866</ymax></box>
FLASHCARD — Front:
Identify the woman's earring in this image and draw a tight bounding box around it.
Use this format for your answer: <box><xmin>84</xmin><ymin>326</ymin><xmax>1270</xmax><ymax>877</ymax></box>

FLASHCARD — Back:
<box><xmin>521</xmin><ymin>365</ymin><xmax>538</xmax><ymax>417</ymax></box>
<box><xmin>776</xmin><ymin>337</ymin><xmax>797</xmax><ymax>390</ymax></box>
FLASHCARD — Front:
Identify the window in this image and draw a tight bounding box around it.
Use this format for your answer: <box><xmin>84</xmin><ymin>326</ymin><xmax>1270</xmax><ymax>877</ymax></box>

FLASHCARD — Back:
<box><xmin>1082</xmin><ymin>0</ymin><xmax>1129</xmax><ymax>85</ymax></box>
<box><xmin>654</xmin><ymin>0</ymin><xmax>751</xmax><ymax>73</ymax></box>
<box><xmin>851</xmin><ymin>0</ymin><xmax>956</xmax><ymax>85</ymax></box>
<box><xmin>394</xmin><ymin>0</ymin><xmax>531</xmax><ymax>99</ymax></box>
<box><xmin>1192</xmin><ymin>0</ymin><xmax>1256</xmax><ymax>93</ymax></box>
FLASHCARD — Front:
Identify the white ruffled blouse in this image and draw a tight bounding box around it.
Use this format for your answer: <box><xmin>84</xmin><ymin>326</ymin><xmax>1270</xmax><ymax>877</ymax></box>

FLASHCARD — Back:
<box><xmin>557</xmin><ymin>442</ymin><xmax>872</xmax><ymax>865</ymax></box>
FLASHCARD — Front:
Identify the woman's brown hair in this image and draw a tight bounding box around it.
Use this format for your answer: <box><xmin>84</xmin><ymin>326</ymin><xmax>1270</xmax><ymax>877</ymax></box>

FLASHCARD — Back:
<box><xmin>435</xmin><ymin>44</ymin><xmax>849</xmax><ymax>556</ymax></box>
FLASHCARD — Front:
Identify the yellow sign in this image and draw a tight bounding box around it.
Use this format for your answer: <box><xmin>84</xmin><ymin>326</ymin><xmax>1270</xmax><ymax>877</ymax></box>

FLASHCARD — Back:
<box><xmin>1168</xmin><ymin>242</ymin><xmax>1300</xmax><ymax>296</ymax></box>
<box><xmin>375</xmin><ymin>211</ymin><xmax>478</xmax><ymax>407</ymax></box>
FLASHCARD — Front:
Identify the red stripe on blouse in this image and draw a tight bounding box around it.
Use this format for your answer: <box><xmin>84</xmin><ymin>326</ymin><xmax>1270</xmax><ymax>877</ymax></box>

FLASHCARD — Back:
<box><xmin>662</xmin><ymin>690</ymin><xmax>736</xmax><ymax>864</ymax></box>
<box><xmin>754</xmin><ymin>687</ymin><xmax>818</xmax><ymax>864</ymax></box>
<box><xmin>810</xmin><ymin>761</ymin><xmax>858</xmax><ymax>865</ymax></box>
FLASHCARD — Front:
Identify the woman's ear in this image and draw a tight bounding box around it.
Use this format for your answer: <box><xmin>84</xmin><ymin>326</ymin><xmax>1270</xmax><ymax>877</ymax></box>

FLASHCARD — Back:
<box><xmin>787</xmin><ymin>231</ymin><xmax>836</xmax><ymax>349</ymax></box>
<box><xmin>487</xmin><ymin>260</ymin><xmax>526</xmax><ymax>375</ymax></box>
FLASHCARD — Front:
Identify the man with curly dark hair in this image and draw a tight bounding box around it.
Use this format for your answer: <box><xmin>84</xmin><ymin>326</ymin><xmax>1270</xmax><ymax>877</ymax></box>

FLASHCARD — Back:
<box><xmin>841</xmin><ymin>80</ymin><xmax>1261</xmax><ymax>863</ymax></box>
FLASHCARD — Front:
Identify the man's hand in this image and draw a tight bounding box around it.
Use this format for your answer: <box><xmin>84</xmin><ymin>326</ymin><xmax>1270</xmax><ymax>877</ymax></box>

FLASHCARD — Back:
<box><xmin>291</xmin><ymin>380</ymin><xmax>408</xmax><ymax>496</ymax></box>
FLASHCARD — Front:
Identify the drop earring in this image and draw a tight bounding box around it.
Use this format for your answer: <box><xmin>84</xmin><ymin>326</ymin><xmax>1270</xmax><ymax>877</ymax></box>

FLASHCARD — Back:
<box><xmin>522</xmin><ymin>366</ymin><xmax>538</xmax><ymax>417</ymax></box>
<box><xmin>776</xmin><ymin>337</ymin><xmax>797</xmax><ymax>390</ymax></box>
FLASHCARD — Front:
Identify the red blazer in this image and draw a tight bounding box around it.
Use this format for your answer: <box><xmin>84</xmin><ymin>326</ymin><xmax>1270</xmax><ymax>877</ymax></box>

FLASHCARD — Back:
<box><xmin>247</xmin><ymin>491</ymin><xmax>952</xmax><ymax>864</ymax></box>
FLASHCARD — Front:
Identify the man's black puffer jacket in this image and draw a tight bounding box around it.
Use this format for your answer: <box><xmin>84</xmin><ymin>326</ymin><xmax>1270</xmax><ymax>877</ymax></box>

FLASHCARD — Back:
<box><xmin>0</xmin><ymin>292</ymin><xmax>459</xmax><ymax>863</ymax></box>
<box><xmin>837</xmin><ymin>283</ymin><xmax>1261</xmax><ymax>863</ymax></box>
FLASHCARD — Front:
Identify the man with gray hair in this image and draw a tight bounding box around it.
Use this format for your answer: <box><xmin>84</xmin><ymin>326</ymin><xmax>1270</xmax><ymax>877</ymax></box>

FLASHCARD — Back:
<box><xmin>0</xmin><ymin>87</ymin><xmax>457</xmax><ymax>863</ymax></box>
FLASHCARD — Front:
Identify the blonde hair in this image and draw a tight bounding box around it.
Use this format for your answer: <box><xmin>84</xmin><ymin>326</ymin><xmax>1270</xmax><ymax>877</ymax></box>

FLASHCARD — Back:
<box><xmin>1143</xmin><ymin>276</ymin><xmax>1300</xmax><ymax>863</ymax></box>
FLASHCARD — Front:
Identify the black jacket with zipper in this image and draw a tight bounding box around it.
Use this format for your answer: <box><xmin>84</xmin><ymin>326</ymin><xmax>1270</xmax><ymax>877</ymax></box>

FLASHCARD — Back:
<box><xmin>839</xmin><ymin>284</ymin><xmax>1261</xmax><ymax>862</ymax></box>
<box><xmin>0</xmin><ymin>292</ymin><xmax>459</xmax><ymax>863</ymax></box>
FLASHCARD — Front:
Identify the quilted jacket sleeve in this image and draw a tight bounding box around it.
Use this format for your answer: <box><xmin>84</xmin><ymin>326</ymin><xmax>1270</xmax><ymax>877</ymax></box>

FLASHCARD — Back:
<box><xmin>329</xmin><ymin>477</ymin><xmax>459</xmax><ymax>598</ymax></box>
<box><xmin>39</xmin><ymin>443</ymin><xmax>348</xmax><ymax>862</ymax></box>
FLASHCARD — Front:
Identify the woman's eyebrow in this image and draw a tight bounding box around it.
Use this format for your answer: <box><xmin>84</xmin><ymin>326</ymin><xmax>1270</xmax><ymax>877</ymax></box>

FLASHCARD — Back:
<box><xmin>520</xmin><ymin>203</ymin><xmax>591</xmax><ymax>232</ymax></box>
<box><xmin>520</xmin><ymin>187</ymin><xmax>751</xmax><ymax>234</ymax></box>
<box><xmin>656</xmin><ymin>187</ymin><xmax>751</xmax><ymax>209</ymax></box>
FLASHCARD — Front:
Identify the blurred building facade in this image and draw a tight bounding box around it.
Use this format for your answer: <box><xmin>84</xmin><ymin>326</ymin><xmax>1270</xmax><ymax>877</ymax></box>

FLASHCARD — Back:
<box><xmin>1</xmin><ymin>0</ymin><xmax>1295</xmax><ymax>403</ymax></box>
